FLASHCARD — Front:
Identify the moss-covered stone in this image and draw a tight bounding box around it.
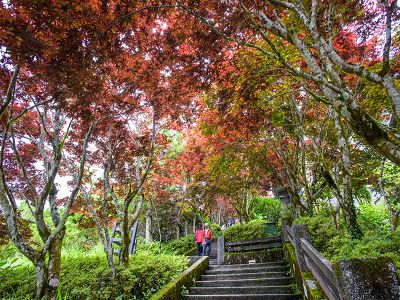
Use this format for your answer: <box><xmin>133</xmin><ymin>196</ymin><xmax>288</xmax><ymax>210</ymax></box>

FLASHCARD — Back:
<box><xmin>149</xmin><ymin>256</ymin><xmax>209</xmax><ymax>300</ymax></box>
<box><xmin>183</xmin><ymin>247</ymin><xmax>197</xmax><ymax>257</ymax></box>
<box><xmin>302</xmin><ymin>271</ymin><xmax>327</xmax><ymax>300</ymax></box>
<box><xmin>283</xmin><ymin>242</ymin><xmax>327</xmax><ymax>300</ymax></box>
<box><xmin>284</xmin><ymin>243</ymin><xmax>304</xmax><ymax>295</ymax></box>
<box><xmin>334</xmin><ymin>256</ymin><xmax>400</xmax><ymax>300</ymax></box>
<box><xmin>224</xmin><ymin>248</ymin><xmax>284</xmax><ymax>264</ymax></box>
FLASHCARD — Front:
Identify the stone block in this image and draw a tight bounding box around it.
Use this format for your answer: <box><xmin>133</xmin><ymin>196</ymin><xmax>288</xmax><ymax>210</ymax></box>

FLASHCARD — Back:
<box><xmin>217</xmin><ymin>235</ymin><xmax>225</xmax><ymax>265</ymax></box>
<box><xmin>292</xmin><ymin>224</ymin><xmax>311</xmax><ymax>273</ymax></box>
<box><xmin>334</xmin><ymin>257</ymin><xmax>400</xmax><ymax>300</ymax></box>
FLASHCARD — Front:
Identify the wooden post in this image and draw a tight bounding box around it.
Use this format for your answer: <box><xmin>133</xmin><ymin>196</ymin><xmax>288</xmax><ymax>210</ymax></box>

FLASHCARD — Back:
<box><xmin>292</xmin><ymin>224</ymin><xmax>311</xmax><ymax>273</ymax></box>
<box><xmin>217</xmin><ymin>235</ymin><xmax>225</xmax><ymax>265</ymax></box>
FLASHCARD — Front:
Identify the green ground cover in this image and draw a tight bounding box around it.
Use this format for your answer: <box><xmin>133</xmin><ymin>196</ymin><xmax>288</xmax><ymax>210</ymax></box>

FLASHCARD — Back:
<box><xmin>0</xmin><ymin>221</ymin><xmax>195</xmax><ymax>300</ymax></box>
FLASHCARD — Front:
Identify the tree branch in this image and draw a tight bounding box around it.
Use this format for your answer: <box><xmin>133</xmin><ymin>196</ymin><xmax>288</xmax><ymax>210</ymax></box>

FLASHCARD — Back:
<box><xmin>0</xmin><ymin>65</ymin><xmax>20</xmax><ymax>118</ymax></box>
<box><xmin>42</xmin><ymin>121</ymin><xmax>95</xmax><ymax>253</ymax></box>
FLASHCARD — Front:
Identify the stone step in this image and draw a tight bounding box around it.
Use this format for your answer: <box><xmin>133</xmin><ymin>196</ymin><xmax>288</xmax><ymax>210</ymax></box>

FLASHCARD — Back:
<box><xmin>205</xmin><ymin>266</ymin><xmax>289</xmax><ymax>275</ymax></box>
<box><xmin>209</xmin><ymin>262</ymin><xmax>287</xmax><ymax>270</ymax></box>
<box><xmin>189</xmin><ymin>285</ymin><xmax>294</xmax><ymax>295</ymax></box>
<box><xmin>196</xmin><ymin>277</ymin><xmax>292</xmax><ymax>287</ymax></box>
<box><xmin>183</xmin><ymin>294</ymin><xmax>302</xmax><ymax>300</ymax></box>
<box><xmin>201</xmin><ymin>271</ymin><xmax>290</xmax><ymax>280</ymax></box>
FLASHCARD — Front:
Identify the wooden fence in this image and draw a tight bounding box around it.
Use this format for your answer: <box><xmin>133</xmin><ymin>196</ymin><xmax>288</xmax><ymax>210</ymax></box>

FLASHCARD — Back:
<box><xmin>284</xmin><ymin>225</ymin><xmax>340</xmax><ymax>300</ymax></box>
<box><xmin>217</xmin><ymin>235</ymin><xmax>283</xmax><ymax>265</ymax></box>
<box><xmin>224</xmin><ymin>236</ymin><xmax>283</xmax><ymax>253</ymax></box>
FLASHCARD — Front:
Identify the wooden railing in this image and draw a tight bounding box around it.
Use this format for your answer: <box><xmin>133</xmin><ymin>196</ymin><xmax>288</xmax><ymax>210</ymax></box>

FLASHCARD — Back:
<box><xmin>284</xmin><ymin>225</ymin><xmax>340</xmax><ymax>300</ymax></box>
<box><xmin>300</xmin><ymin>238</ymin><xmax>340</xmax><ymax>299</ymax></box>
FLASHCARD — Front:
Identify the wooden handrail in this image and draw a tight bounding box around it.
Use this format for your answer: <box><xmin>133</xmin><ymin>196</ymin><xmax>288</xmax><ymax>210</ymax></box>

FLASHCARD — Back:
<box><xmin>300</xmin><ymin>239</ymin><xmax>335</xmax><ymax>282</ymax></box>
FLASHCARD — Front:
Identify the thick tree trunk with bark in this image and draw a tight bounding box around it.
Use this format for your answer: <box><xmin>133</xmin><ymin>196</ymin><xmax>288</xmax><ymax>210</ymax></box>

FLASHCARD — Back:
<box><xmin>332</xmin><ymin>110</ymin><xmax>362</xmax><ymax>239</ymax></box>
<box><xmin>32</xmin><ymin>229</ymin><xmax>65</xmax><ymax>300</ymax></box>
<box><xmin>45</xmin><ymin>230</ymin><xmax>65</xmax><ymax>299</ymax></box>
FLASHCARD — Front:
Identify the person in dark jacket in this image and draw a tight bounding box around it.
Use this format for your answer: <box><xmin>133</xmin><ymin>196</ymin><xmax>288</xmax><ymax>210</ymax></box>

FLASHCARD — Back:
<box><xmin>202</xmin><ymin>223</ymin><xmax>213</xmax><ymax>256</ymax></box>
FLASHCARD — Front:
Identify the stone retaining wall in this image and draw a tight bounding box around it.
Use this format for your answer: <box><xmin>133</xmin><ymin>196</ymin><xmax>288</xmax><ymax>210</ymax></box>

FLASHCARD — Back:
<box><xmin>149</xmin><ymin>256</ymin><xmax>209</xmax><ymax>300</ymax></box>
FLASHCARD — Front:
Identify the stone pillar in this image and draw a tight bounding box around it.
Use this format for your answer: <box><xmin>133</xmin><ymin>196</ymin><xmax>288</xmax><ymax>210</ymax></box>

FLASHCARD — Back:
<box><xmin>281</xmin><ymin>218</ymin><xmax>292</xmax><ymax>242</ymax></box>
<box><xmin>334</xmin><ymin>257</ymin><xmax>400</xmax><ymax>300</ymax></box>
<box><xmin>217</xmin><ymin>235</ymin><xmax>225</xmax><ymax>265</ymax></box>
<box><xmin>292</xmin><ymin>224</ymin><xmax>311</xmax><ymax>273</ymax></box>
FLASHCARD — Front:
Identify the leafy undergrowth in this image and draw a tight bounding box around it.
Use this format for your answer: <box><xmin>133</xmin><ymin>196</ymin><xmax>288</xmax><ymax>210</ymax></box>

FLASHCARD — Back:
<box><xmin>224</xmin><ymin>219</ymin><xmax>269</xmax><ymax>242</ymax></box>
<box><xmin>135</xmin><ymin>234</ymin><xmax>196</xmax><ymax>256</ymax></box>
<box><xmin>0</xmin><ymin>251</ymin><xmax>188</xmax><ymax>300</ymax></box>
<box><xmin>162</xmin><ymin>234</ymin><xmax>196</xmax><ymax>255</ymax></box>
<box><xmin>0</xmin><ymin>224</ymin><xmax>193</xmax><ymax>300</ymax></box>
<box><xmin>293</xmin><ymin>203</ymin><xmax>400</xmax><ymax>273</ymax></box>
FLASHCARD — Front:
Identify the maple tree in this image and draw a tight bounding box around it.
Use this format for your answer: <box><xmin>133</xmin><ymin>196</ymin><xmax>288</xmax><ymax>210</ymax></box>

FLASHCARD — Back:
<box><xmin>1</xmin><ymin>0</ymin><xmax>400</xmax><ymax>298</ymax></box>
<box><xmin>189</xmin><ymin>41</ymin><xmax>370</xmax><ymax>237</ymax></box>
<box><xmin>168</xmin><ymin>0</ymin><xmax>400</xmax><ymax>164</ymax></box>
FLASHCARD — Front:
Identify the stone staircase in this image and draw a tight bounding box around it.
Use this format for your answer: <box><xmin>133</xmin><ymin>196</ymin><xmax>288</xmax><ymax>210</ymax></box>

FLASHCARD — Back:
<box><xmin>183</xmin><ymin>249</ymin><xmax>301</xmax><ymax>299</ymax></box>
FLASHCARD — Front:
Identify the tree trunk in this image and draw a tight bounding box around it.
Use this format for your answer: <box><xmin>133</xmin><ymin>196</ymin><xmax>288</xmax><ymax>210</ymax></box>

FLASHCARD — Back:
<box><xmin>45</xmin><ymin>230</ymin><xmax>65</xmax><ymax>300</ymax></box>
<box><xmin>341</xmin><ymin>201</ymin><xmax>362</xmax><ymax>239</ymax></box>
<box><xmin>184</xmin><ymin>220</ymin><xmax>188</xmax><ymax>236</ymax></box>
<box><xmin>192</xmin><ymin>214</ymin><xmax>196</xmax><ymax>234</ymax></box>
<box><xmin>34</xmin><ymin>259</ymin><xmax>47</xmax><ymax>299</ymax></box>
<box><xmin>390</xmin><ymin>212</ymin><xmax>399</xmax><ymax>234</ymax></box>
<box><xmin>120</xmin><ymin>205</ymin><xmax>131</xmax><ymax>267</ymax></box>
<box><xmin>33</xmin><ymin>230</ymin><xmax>65</xmax><ymax>300</ymax></box>
<box><xmin>145</xmin><ymin>203</ymin><xmax>152</xmax><ymax>243</ymax></box>
<box><xmin>332</xmin><ymin>109</ymin><xmax>362</xmax><ymax>239</ymax></box>
<box><xmin>175</xmin><ymin>223</ymin><xmax>180</xmax><ymax>240</ymax></box>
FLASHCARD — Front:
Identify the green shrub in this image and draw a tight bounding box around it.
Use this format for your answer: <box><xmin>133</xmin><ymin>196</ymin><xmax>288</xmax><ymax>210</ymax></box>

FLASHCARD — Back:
<box><xmin>0</xmin><ymin>252</ymin><xmax>188</xmax><ymax>300</ymax></box>
<box><xmin>162</xmin><ymin>234</ymin><xmax>195</xmax><ymax>255</ymax></box>
<box><xmin>252</xmin><ymin>196</ymin><xmax>281</xmax><ymax>224</ymax></box>
<box><xmin>293</xmin><ymin>213</ymin><xmax>341</xmax><ymax>254</ymax></box>
<box><xmin>90</xmin><ymin>253</ymin><xmax>188</xmax><ymax>300</ymax></box>
<box><xmin>210</xmin><ymin>223</ymin><xmax>222</xmax><ymax>237</ymax></box>
<box><xmin>224</xmin><ymin>220</ymin><xmax>267</xmax><ymax>242</ymax></box>
<box><xmin>357</xmin><ymin>203</ymin><xmax>390</xmax><ymax>235</ymax></box>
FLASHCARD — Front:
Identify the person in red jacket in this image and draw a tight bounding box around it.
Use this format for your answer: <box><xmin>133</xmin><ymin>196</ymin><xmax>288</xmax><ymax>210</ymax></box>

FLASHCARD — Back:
<box><xmin>194</xmin><ymin>223</ymin><xmax>205</xmax><ymax>256</ymax></box>
<box><xmin>202</xmin><ymin>223</ymin><xmax>213</xmax><ymax>256</ymax></box>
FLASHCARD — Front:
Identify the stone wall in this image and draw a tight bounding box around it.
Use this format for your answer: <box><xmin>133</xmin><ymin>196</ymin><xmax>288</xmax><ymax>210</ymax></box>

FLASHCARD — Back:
<box><xmin>149</xmin><ymin>256</ymin><xmax>209</xmax><ymax>300</ymax></box>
